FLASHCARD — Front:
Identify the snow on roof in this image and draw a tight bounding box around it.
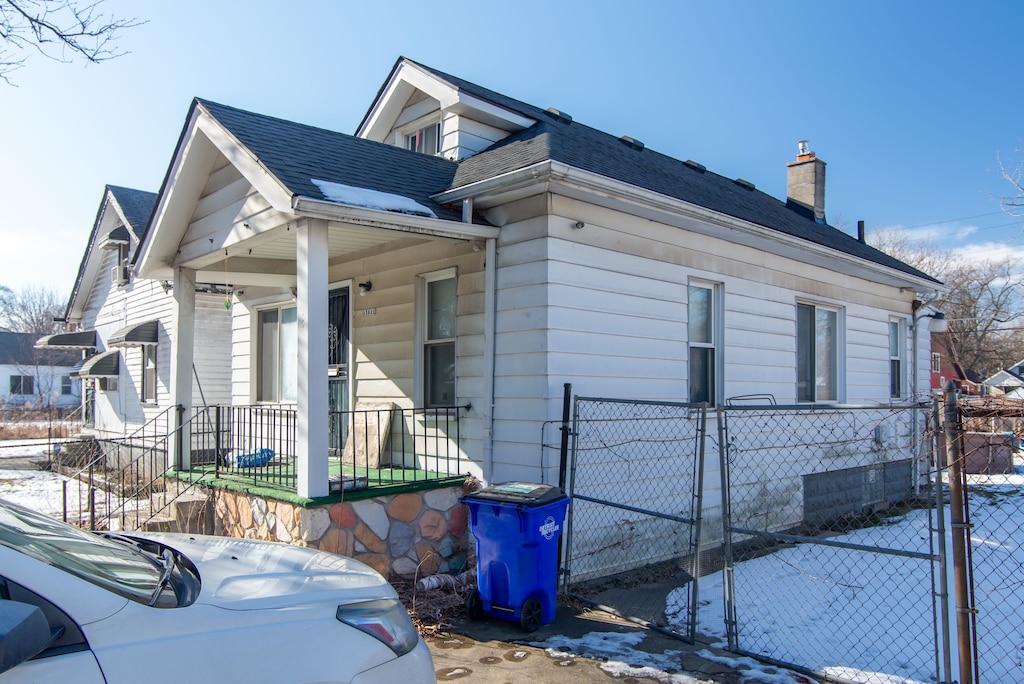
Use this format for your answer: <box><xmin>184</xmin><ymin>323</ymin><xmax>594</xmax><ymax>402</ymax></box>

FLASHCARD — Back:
<box><xmin>311</xmin><ymin>179</ymin><xmax>437</xmax><ymax>218</ymax></box>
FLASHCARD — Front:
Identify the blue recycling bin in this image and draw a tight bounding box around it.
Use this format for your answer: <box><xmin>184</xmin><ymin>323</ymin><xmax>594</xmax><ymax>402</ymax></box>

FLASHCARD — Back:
<box><xmin>462</xmin><ymin>482</ymin><xmax>569</xmax><ymax>632</ymax></box>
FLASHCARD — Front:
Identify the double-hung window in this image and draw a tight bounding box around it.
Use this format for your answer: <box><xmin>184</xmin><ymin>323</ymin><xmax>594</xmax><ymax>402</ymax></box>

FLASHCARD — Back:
<box><xmin>9</xmin><ymin>376</ymin><xmax>33</xmax><ymax>395</ymax></box>
<box><xmin>257</xmin><ymin>305</ymin><xmax>297</xmax><ymax>403</ymax></box>
<box><xmin>419</xmin><ymin>271</ymin><xmax>456</xmax><ymax>407</ymax></box>
<box><xmin>797</xmin><ymin>302</ymin><xmax>842</xmax><ymax>403</ymax></box>
<box><xmin>688</xmin><ymin>282</ymin><xmax>721</xmax><ymax>405</ymax></box>
<box><xmin>889</xmin><ymin>318</ymin><xmax>905</xmax><ymax>399</ymax></box>
<box><xmin>405</xmin><ymin>122</ymin><xmax>441</xmax><ymax>156</ymax></box>
<box><xmin>141</xmin><ymin>345</ymin><xmax>157</xmax><ymax>403</ymax></box>
<box><xmin>61</xmin><ymin>375</ymin><xmax>73</xmax><ymax>395</ymax></box>
<box><xmin>931</xmin><ymin>352</ymin><xmax>941</xmax><ymax>373</ymax></box>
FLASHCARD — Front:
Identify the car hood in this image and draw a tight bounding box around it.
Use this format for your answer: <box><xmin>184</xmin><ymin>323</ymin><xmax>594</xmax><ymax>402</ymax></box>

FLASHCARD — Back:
<box><xmin>141</xmin><ymin>533</ymin><xmax>394</xmax><ymax>611</ymax></box>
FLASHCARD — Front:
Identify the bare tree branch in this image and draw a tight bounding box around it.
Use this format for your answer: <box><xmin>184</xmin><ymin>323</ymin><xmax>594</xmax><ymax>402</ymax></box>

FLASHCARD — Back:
<box><xmin>999</xmin><ymin>148</ymin><xmax>1024</xmax><ymax>217</ymax></box>
<box><xmin>0</xmin><ymin>0</ymin><xmax>142</xmax><ymax>84</ymax></box>
<box><xmin>869</xmin><ymin>231</ymin><xmax>1024</xmax><ymax>378</ymax></box>
<box><xmin>0</xmin><ymin>284</ymin><xmax>66</xmax><ymax>335</ymax></box>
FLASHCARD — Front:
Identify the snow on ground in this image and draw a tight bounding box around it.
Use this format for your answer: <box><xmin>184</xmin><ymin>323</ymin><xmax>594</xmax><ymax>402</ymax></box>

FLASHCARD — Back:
<box><xmin>0</xmin><ymin>441</ymin><xmax>79</xmax><ymax>517</ymax></box>
<box><xmin>530</xmin><ymin>631</ymin><xmax>800</xmax><ymax>684</ymax></box>
<box><xmin>3</xmin><ymin>439</ymin><xmax>1021</xmax><ymax>684</ymax></box>
<box><xmin>664</xmin><ymin>469</ymin><xmax>1024</xmax><ymax>684</ymax></box>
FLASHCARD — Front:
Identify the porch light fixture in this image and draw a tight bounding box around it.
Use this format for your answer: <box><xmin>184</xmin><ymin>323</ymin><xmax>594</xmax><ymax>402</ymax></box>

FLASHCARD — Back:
<box><xmin>925</xmin><ymin>311</ymin><xmax>948</xmax><ymax>333</ymax></box>
<box><xmin>358</xmin><ymin>281</ymin><xmax>372</xmax><ymax>296</ymax></box>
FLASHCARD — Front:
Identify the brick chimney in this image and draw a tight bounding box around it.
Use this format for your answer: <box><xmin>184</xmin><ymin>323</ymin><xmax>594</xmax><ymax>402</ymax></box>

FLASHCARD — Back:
<box><xmin>787</xmin><ymin>140</ymin><xmax>827</xmax><ymax>223</ymax></box>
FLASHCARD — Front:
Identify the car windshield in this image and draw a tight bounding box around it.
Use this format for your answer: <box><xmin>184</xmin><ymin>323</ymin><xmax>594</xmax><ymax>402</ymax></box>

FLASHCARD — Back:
<box><xmin>0</xmin><ymin>499</ymin><xmax>163</xmax><ymax>604</ymax></box>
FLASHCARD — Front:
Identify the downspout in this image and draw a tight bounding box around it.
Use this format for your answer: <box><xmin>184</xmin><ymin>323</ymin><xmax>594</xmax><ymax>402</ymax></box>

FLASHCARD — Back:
<box><xmin>465</xmin><ymin>196</ymin><xmax>498</xmax><ymax>485</ymax></box>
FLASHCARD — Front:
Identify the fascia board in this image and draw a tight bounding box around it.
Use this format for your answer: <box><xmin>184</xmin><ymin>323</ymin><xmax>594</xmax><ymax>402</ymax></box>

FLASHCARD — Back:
<box><xmin>193</xmin><ymin>114</ymin><xmax>294</xmax><ymax>211</ymax></box>
<box><xmin>135</xmin><ymin>107</ymin><xmax>207</xmax><ymax>279</ymax></box>
<box><xmin>440</xmin><ymin>161</ymin><xmax>944</xmax><ymax>294</ymax></box>
<box><xmin>292</xmin><ymin>197</ymin><xmax>499</xmax><ymax>241</ymax></box>
<box><xmin>358</xmin><ymin>61</ymin><xmax>535</xmax><ymax>142</ymax></box>
<box><xmin>137</xmin><ymin>106</ymin><xmax>294</xmax><ymax>279</ymax></box>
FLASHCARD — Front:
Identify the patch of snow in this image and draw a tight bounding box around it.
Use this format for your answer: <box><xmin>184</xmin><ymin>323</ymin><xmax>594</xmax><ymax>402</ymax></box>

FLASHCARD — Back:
<box><xmin>532</xmin><ymin>631</ymin><xmax>704</xmax><ymax>683</ymax></box>
<box><xmin>0</xmin><ymin>468</ymin><xmax>67</xmax><ymax>516</ymax></box>
<box><xmin>310</xmin><ymin>179</ymin><xmax>437</xmax><ymax>218</ymax></box>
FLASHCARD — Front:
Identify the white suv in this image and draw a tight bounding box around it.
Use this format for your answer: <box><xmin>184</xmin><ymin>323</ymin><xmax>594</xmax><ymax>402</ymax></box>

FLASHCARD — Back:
<box><xmin>0</xmin><ymin>498</ymin><xmax>436</xmax><ymax>683</ymax></box>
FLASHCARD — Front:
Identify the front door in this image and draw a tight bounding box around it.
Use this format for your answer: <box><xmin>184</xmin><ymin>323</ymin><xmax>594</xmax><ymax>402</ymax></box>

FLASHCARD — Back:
<box><xmin>327</xmin><ymin>287</ymin><xmax>350</xmax><ymax>453</ymax></box>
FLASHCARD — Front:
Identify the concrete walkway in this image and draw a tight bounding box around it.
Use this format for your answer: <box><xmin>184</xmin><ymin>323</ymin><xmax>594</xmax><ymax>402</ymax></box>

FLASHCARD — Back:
<box><xmin>426</xmin><ymin>604</ymin><xmax>818</xmax><ymax>683</ymax></box>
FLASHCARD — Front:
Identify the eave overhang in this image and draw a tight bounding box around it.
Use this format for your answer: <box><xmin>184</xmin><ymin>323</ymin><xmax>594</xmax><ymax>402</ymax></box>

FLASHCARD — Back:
<box><xmin>434</xmin><ymin>161</ymin><xmax>945</xmax><ymax>294</ymax></box>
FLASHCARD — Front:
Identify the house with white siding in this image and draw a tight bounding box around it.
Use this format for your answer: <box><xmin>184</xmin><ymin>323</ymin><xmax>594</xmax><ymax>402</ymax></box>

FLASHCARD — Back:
<box><xmin>0</xmin><ymin>332</ymin><xmax>79</xmax><ymax>409</ymax></box>
<box><xmin>37</xmin><ymin>185</ymin><xmax>231</xmax><ymax>438</ymax></box>
<box><xmin>129</xmin><ymin>56</ymin><xmax>941</xmax><ymax>501</ymax></box>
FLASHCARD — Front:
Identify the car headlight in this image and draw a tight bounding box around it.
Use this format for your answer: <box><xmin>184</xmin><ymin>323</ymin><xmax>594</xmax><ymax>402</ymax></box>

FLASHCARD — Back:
<box><xmin>336</xmin><ymin>599</ymin><xmax>419</xmax><ymax>656</ymax></box>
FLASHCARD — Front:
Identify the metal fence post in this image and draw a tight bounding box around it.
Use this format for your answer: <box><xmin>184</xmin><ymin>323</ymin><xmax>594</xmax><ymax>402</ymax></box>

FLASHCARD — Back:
<box><xmin>931</xmin><ymin>399</ymin><xmax>953</xmax><ymax>684</ymax></box>
<box><xmin>943</xmin><ymin>381</ymin><xmax>973</xmax><ymax>684</ymax></box>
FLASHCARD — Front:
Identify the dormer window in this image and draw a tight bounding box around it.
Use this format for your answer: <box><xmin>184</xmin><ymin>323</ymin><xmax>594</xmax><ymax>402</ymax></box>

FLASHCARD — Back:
<box><xmin>405</xmin><ymin>122</ymin><xmax>441</xmax><ymax>155</ymax></box>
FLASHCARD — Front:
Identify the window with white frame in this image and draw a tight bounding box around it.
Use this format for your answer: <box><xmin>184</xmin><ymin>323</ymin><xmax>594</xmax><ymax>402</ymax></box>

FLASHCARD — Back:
<box><xmin>141</xmin><ymin>345</ymin><xmax>157</xmax><ymax>403</ymax></box>
<box><xmin>889</xmin><ymin>318</ymin><xmax>905</xmax><ymax>399</ymax></box>
<box><xmin>931</xmin><ymin>352</ymin><xmax>941</xmax><ymax>373</ymax></box>
<box><xmin>688</xmin><ymin>281</ymin><xmax>721</xmax><ymax>405</ymax></box>
<box><xmin>256</xmin><ymin>305</ymin><xmax>297</xmax><ymax>403</ymax></box>
<box><xmin>61</xmin><ymin>375</ymin><xmax>73</xmax><ymax>395</ymax></box>
<box><xmin>9</xmin><ymin>376</ymin><xmax>33</xmax><ymax>395</ymax></box>
<box><xmin>797</xmin><ymin>302</ymin><xmax>842</xmax><ymax>403</ymax></box>
<box><xmin>405</xmin><ymin>122</ymin><xmax>441</xmax><ymax>156</ymax></box>
<box><xmin>419</xmin><ymin>271</ymin><xmax>456</xmax><ymax>407</ymax></box>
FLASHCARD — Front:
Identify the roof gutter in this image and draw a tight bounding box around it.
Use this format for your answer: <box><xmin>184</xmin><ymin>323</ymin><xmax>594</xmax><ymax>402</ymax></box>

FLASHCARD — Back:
<box><xmin>436</xmin><ymin>161</ymin><xmax>944</xmax><ymax>293</ymax></box>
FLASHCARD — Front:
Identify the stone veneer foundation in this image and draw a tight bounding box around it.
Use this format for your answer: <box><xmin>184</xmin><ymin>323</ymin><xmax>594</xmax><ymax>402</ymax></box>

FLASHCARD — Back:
<box><xmin>213</xmin><ymin>483</ymin><xmax>473</xmax><ymax>579</ymax></box>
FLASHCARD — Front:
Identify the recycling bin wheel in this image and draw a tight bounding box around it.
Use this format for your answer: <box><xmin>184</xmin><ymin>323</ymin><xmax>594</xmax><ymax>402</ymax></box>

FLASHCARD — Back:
<box><xmin>520</xmin><ymin>597</ymin><xmax>543</xmax><ymax>632</ymax></box>
<box><xmin>466</xmin><ymin>590</ymin><xmax>483</xmax><ymax>621</ymax></box>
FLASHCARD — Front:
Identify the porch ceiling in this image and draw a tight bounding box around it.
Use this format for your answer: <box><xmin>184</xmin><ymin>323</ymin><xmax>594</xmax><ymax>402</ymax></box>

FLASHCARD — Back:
<box><xmin>184</xmin><ymin>217</ymin><xmax>453</xmax><ymax>287</ymax></box>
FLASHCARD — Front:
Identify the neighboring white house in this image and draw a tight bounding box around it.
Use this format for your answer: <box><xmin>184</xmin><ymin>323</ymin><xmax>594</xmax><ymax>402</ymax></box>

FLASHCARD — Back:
<box><xmin>0</xmin><ymin>332</ymin><xmax>80</xmax><ymax>409</ymax></box>
<box><xmin>37</xmin><ymin>185</ymin><xmax>231</xmax><ymax>437</ymax></box>
<box><xmin>126</xmin><ymin>57</ymin><xmax>942</xmax><ymax>498</ymax></box>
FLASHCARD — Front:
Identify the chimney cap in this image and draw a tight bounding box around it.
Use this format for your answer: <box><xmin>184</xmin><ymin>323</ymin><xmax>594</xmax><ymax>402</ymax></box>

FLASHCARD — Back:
<box><xmin>798</xmin><ymin>140</ymin><xmax>810</xmax><ymax>155</ymax></box>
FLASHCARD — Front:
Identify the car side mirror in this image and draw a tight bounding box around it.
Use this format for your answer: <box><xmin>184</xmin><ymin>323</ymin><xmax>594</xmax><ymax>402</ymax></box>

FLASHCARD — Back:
<box><xmin>0</xmin><ymin>600</ymin><xmax>57</xmax><ymax>674</ymax></box>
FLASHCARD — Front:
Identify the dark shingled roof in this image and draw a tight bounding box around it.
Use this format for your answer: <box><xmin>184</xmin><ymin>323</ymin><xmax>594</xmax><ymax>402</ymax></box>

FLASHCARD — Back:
<box><xmin>0</xmin><ymin>332</ymin><xmax>78</xmax><ymax>367</ymax></box>
<box><xmin>65</xmin><ymin>186</ymin><xmax>158</xmax><ymax>321</ymax></box>
<box><xmin>107</xmin><ymin>186</ymin><xmax>158</xmax><ymax>241</ymax></box>
<box><xmin>401</xmin><ymin>58</ymin><xmax>937</xmax><ymax>284</ymax></box>
<box><xmin>183</xmin><ymin>59</ymin><xmax>936</xmax><ymax>285</ymax></box>
<box><xmin>196</xmin><ymin>99</ymin><xmax>462</xmax><ymax>222</ymax></box>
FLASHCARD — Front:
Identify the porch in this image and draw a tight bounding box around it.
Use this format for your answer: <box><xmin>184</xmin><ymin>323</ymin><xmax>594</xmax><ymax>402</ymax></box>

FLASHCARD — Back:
<box><xmin>179</xmin><ymin>403</ymin><xmax>470</xmax><ymax>500</ymax></box>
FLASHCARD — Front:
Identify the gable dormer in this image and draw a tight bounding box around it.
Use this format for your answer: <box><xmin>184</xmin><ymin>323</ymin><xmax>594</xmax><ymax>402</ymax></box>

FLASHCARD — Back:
<box><xmin>356</xmin><ymin>57</ymin><xmax>537</xmax><ymax>161</ymax></box>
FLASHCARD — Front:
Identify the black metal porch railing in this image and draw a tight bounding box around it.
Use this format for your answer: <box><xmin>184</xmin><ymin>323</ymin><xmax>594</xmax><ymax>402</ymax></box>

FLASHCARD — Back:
<box><xmin>187</xmin><ymin>404</ymin><xmax>467</xmax><ymax>494</ymax></box>
<box><xmin>57</xmin><ymin>406</ymin><xmax>207</xmax><ymax>531</ymax></box>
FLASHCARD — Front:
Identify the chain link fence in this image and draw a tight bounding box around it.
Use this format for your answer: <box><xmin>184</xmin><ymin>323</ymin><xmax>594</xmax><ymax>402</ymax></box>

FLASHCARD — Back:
<box><xmin>563</xmin><ymin>397</ymin><xmax>708</xmax><ymax>641</ymax></box>
<box><xmin>957</xmin><ymin>397</ymin><xmax>1024</xmax><ymax>684</ymax></box>
<box><xmin>717</xmin><ymin>403</ymin><xmax>946</xmax><ymax>683</ymax></box>
<box><xmin>564</xmin><ymin>399</ymin><xmax>954</xmax><ymax>682</ymax></box>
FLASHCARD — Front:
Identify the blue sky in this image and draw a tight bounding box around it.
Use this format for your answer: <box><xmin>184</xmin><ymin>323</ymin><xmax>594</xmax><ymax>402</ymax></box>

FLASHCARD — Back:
<box><xmin>2</xmin><ymin>0</ymin><xmax>1022</xmax><ymax>296</ymax></box>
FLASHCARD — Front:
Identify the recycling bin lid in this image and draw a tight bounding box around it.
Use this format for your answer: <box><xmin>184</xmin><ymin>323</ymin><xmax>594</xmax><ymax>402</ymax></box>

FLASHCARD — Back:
<box><xmin>463</xmin><ymin>482</ymin><xmax>566</xmax><ymax>507</ymax></box>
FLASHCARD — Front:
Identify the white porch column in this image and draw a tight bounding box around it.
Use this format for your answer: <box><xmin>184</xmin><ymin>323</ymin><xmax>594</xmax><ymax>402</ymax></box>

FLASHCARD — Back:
<box><xmin>297</xmin><ymin>218</ymin><xmax>329</xmax><ymax>498</ymax></box>
<box><xmin>170</xmin><ymin>267</ymin><xmax>196</xmax><ymax>470</ymax></box>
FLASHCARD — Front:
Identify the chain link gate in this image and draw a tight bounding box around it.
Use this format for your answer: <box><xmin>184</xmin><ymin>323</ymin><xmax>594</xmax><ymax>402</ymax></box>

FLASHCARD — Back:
<box><xmin>717</xmin><ymin>403</ymin><xmax>949</xmax><ymax>683</ymax></box>
<box><xmin>563</xmin><ymin>397</ymin><xmax>708</xmax><ymax>641</ymax></box>
<box><xmin>955</xmin><ymin>397</ymin><xmax>1024</xmax><ymax>684</ymax></box>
